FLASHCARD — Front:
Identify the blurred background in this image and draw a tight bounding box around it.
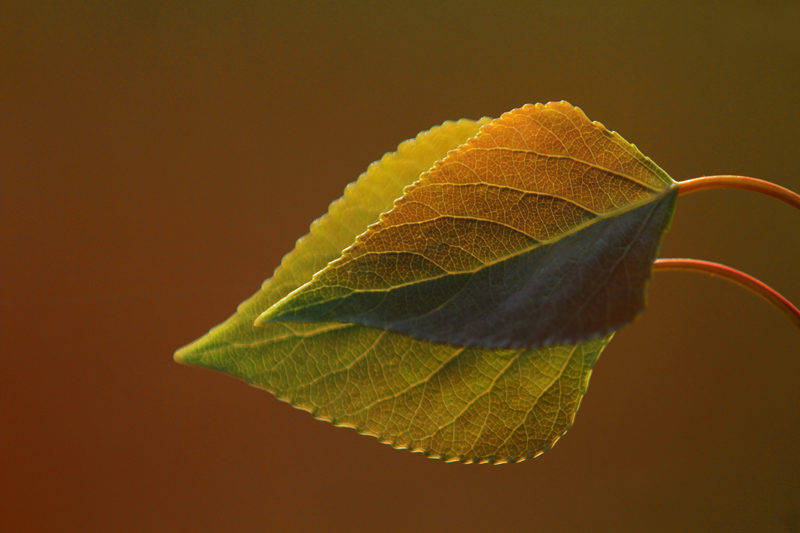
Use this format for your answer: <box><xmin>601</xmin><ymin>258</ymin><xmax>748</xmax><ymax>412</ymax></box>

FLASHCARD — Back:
<box><xmin>3</xmin><ymin>1</ymin><xmax>799</xmax><ymax>531</ymax></box>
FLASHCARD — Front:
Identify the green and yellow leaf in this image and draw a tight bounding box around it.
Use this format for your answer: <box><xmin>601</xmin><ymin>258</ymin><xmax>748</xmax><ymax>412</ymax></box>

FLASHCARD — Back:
<box><xmin>176</xmin><ymin>114</ymin><xmax>612</xmax><ymax>463</ymax></box>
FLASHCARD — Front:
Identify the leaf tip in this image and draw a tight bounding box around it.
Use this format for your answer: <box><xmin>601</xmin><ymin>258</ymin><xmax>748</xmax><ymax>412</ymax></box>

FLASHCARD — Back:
<box><xmin>252</xmin><ymin>312</ymin><xmax>270</xmax><ymax>328</ymax></box>
<box><xmin>172</xmin><ymin>326</ymin><xmax>232</xmax><ymax>370</ymax></box>
<box><xmin>253</xmin><ymin>300</ymin><xmax>287</xmax><ymax>327</ymax></box>
<box><xmin>173</xmin><ymin>340</ymin><xmax>203</xmax><ymax>366</ymax></box>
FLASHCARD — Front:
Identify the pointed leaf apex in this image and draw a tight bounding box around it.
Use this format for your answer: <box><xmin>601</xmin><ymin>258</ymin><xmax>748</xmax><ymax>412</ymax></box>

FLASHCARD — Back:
<box><xmin>253</xmin><ymin>303</ymin><xmax>281</xmax><ymax>327</ymax></box>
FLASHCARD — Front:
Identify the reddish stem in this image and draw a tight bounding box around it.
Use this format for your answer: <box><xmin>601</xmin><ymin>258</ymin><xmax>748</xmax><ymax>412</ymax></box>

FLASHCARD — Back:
<box><xmin>653</xmin><ymin>258</ymin><xmax>800</xmax><ymax>330</ymax></box>
<box><xmin>677</xmin><ymin>175</ymin><xmax>800</xmax><ymax>211</ymax></box>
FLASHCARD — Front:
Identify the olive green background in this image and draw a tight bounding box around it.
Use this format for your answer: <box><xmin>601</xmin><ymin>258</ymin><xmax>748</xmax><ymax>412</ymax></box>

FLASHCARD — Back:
<box><xmin>3</xmin><ymin>1</ymin><xmax>799</xmax><ymax>531</ymax></box>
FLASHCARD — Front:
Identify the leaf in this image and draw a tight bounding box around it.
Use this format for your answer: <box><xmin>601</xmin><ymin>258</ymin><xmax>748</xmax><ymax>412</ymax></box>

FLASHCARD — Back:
<box><xmin>258</xmin><ymin>102</ymin><xmax>678</xmax><ymax>349</ymax></box>
<box><xmin>175</xmin><ymin>115</ymin><xmax>612</xmax><ymax>463</ymax></box>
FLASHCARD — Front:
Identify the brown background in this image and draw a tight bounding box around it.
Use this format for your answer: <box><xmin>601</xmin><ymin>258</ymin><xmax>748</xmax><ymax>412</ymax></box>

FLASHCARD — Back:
<box><xmin>3</xmin><ymin>1</ymin><xmax>800</xmax><ymax>531</ymax></box>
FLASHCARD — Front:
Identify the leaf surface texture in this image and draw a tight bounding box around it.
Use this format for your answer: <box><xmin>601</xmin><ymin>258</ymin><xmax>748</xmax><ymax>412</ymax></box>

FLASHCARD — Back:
<box><xmin>176</xmin><ymin>116</ymin><xmax>610</xmax><ymax>463</ymax></box>
<box><xmin>259</xmin><ymin>102</ymin><xmax>677</xmax><ymax>348</ymax></box>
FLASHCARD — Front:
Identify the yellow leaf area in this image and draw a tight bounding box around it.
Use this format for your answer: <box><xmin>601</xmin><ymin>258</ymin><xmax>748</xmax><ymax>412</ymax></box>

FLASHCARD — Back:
<box><xmin>175</xmin><ymin>114</ymin><xmax>611</xmax><ymax>463</ymax></box>
<box><xmin>259</xmin><ymin>101</ymin><xmax>675</xmax><ymax>318</ymax></box>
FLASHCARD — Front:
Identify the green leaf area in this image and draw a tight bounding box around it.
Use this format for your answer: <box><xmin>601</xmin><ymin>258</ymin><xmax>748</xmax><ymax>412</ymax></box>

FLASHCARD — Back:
<box><xmin>175</xmin><ymin>117</ymin><xmax>611</xmax><ymax>463</ymax></box>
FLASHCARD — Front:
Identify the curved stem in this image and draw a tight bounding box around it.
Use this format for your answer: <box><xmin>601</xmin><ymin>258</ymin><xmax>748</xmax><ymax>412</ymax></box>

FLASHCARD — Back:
<box><xmin>677</xmin><ymin>175</ymin><xmax>800</xmax><ymax>211</ymax></box>
<box><xmin>653</xmin><ymin>258</ymin><xmax>800</xmax><ymax>330</ymax></box>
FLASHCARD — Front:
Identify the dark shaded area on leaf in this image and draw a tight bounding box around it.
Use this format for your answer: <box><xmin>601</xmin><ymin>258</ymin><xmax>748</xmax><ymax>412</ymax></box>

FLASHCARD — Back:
<box><xmin>262</xmin><ymin>189</ymin><xmax>678</xmax><ymax>349</ymax></box>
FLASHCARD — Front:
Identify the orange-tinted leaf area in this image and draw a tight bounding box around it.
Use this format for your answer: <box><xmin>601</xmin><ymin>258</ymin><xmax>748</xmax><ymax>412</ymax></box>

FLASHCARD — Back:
<box><xmin>178</xmin><ymin>103</ymin><xmax>678</xmax><ymax>464</ymax></box>
<box><xmin>259</xmin><ymin>102</ymin><xmax>677</xmax><ymax>348</ymax></box>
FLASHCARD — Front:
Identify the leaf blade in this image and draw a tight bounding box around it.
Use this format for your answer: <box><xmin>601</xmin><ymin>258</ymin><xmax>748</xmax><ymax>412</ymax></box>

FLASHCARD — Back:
<box><xmin>175</xmin><ymin>115</ymin><xmax>611</xmax><ymax>463</ymax></box>
<box><xmin>257</xmin><ymin>102</ymin><xmax>677</xmax><ymax>348</ymax></box>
